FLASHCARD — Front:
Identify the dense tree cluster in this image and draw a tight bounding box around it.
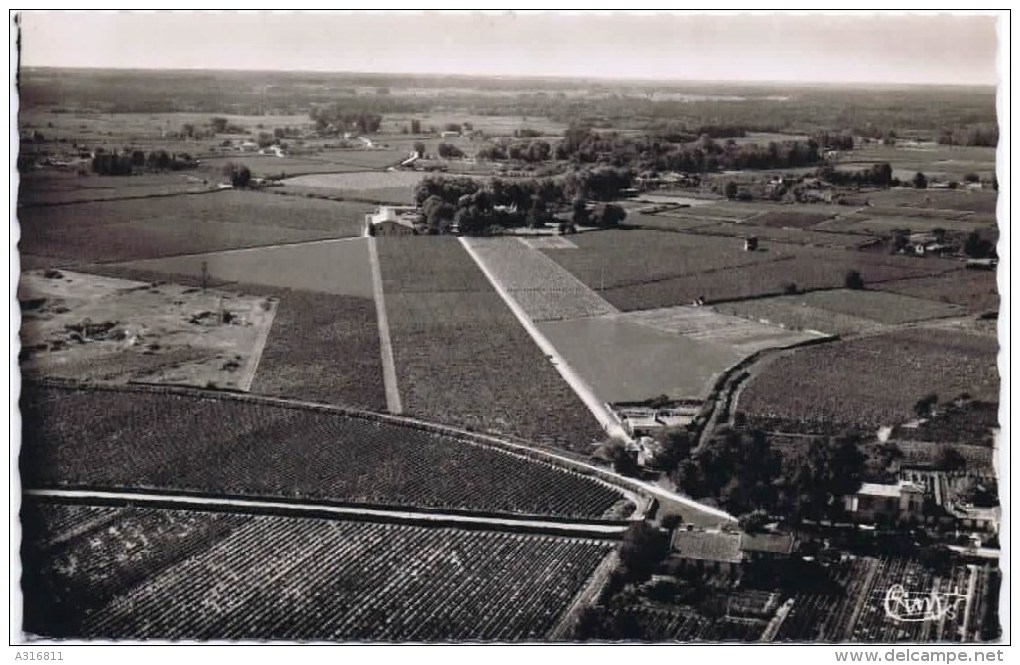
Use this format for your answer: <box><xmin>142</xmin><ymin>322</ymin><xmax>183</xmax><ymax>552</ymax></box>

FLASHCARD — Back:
<box><xmin>308</xmin><ymin>104</ymin><xmax>383</xmax><ymax>134</ymax></box>
<box><xmin>411</xmin><ymin>173</ymin><xmax>627</xmax><ymax>235</ymax></box>
<box><xmin>436</xmin><ymin>142</ymin><xmax>465</xmax><ymax>159</ymax></box>
<box><xmin>813</xmin><ymin>130</ymin><xmax>855</xmax><ymax>150</ymax></box>
<box><xmin>476</xmin><ymin>139</ymin><xmax>553</xmax><ymax>163</ymax></box>
<box><xmin>672</xmin><ymin>428</ymin><xmax>866</xmax><ymax>522</ymax></box>
<box><xmin>937</xmin><ymin>123</ymin><xmax>998</xmax><ymax>147</ymax></box>
<box><xmin>91</xmin><ymin>149</ymin><xmax>197</xmax><ymax>176</ymax></box>
<box><xmin>554</xmin><ymin>127</ymin><xmax>822</xmax><ymax>173</ymax></box>
<box><xmin>221</xmin><ymin>162</ymin><xmax>252</xmax><ymax>188</ymax></box>
<box><xmin>816</xmin><ymin>162</ymin><xmax>893</xmax><ymax>187</ymax></box>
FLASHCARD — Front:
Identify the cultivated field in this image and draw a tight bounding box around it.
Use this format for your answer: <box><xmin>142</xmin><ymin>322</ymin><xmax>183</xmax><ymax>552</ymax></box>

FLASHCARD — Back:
<box><xmin>464</xmin><ymin>236</ymin><xmax>619</xmax><ymax>322</ymax></box>
<box><xmin>113</xmin><ymin>237</ymin><xmax>375</xmax><ymax>298</ymax></box>
<box><xmin>715</xmin><ymin>289</ymin><xmax>964</xmax><ymax>336</ymax></box>
<box><xmin>17</xmin><ymin>171</ymin><xmax>217</xmax><ymax>206</ymax></box>
<box><xmin>377</xmin><ymin>237</ymin><xmax>606</xmax><ymax>452</ymax></box>
<box><xmin>250</xmin><ymin>290</ymin><xmax>386</xmax><ymax>410</ymax></box>
<box><xmin>873</xmin><ymin>271</ymin><xmax>999</xmax><ymax>313</ymax></box>
<box><xmin>18</xmin><ymin>190</ymin><xmax>367</xmax><ymax>265</ymax></box>
<box><xmin>22</xmin><ymin>502</ymin><xmax>614</xmax><ymax>641</ymax></box>
<box><xmin>774</xmin><ymin>557</ymin><xmax>986</xmax><ymax>642</ymax></box>
<box><xmin>738</xmin><ymin>327</ymin><xmax>1000</xmax><ymax>434</ymax></box>
<box><xmin>21</xmin><ymin>383</ymin><xmax>628</xmax><ymax>519</ymax></box>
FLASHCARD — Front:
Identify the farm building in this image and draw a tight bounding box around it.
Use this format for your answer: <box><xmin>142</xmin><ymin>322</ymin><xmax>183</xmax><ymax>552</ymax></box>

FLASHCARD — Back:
<box><xmin>365</xmin><ymin>206</ymin><xmax>419</xmax><ymax>236</ymax></box>
<box><xmin>669</xmin><ymin>529</ymin><xmax>797</xmax><ymax>579</ymax></box>
<box><xmin>670</xmin><ymin>529</ymin><xmax>744</xmax><ymax>578</ymax></box>
<box><xmin>843</xmin><ymin>480</ymin><xmax>925</xmax><ymax>525</ymax></box>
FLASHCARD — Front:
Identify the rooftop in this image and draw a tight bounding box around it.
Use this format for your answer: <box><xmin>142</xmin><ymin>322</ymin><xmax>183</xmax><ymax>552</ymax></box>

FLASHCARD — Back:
<box><xmin>671</xmin><ymin>529</ymin><xmax>743</xmax><ymax>564</ymax></box>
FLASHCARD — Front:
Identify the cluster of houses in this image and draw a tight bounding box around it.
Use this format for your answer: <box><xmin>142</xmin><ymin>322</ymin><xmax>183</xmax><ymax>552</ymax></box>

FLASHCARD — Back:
<box><xmin>842</xmin><ymin>466</ymin><xmax>999</xmax><ymax>537</ymax></box>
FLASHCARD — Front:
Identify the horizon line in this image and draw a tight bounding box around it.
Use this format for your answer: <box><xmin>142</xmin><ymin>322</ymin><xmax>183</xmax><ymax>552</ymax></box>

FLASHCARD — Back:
<box><xmin>18</xmin><ymin>64</ymin><xmax>998</xmax><ymax>90</ymax></box>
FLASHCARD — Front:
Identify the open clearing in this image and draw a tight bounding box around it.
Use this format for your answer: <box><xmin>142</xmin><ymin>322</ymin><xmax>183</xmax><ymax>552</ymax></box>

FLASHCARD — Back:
<box><xmin>19</xmin><ymin>270</ymin><xmax>276</xmax><ymax>390</ymax></box>
<box><xmin>112</xmin><ymin>237</ymin><xmax>374</xmax><ymax>298</ymax></box>
<box><xmin>22</xmin><ymin>501</ymin><xmax>613</xmax><ymax>641</ymax></box>
<box><xmin>18</xmin><ymin>190</ymin><xmax>369</xmax><ymax>265</ymax></box>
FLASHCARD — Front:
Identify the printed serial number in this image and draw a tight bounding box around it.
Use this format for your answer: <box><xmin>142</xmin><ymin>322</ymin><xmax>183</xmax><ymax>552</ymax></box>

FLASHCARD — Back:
<box><xmin>14</xmin><ymin>653</ymin><xmax>63</xmax><ymax>661</ymax></box>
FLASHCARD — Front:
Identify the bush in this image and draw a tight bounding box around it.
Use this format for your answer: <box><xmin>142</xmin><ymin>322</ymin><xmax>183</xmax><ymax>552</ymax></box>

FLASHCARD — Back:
<box><xmin>844</xmin><ymin>270</ymin><xmax>865</xmax><ymax>290</ymax></box>
<box><xmin>222</xmin><ymin>162</ymin><xmax>252</xmax><ymax>188</ymax></box>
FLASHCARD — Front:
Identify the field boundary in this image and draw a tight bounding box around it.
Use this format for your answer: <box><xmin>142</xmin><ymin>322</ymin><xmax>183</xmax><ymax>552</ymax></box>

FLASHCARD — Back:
<box><xmin>15</xmin><ymin>184</ymin><xmax>227</xmax><ymax>209</ymax></box>
<box><xmin>460</xmin><ymin>237</ymin><xmax>628</xmax><ymax>438</ymax></box>
<box><xmin>367</xmin><ymin>236</ymin><xmax>403</xmax><ymax>414</ymax></box>
<box><xmin>24</xmin><ymin>488</ymin><xmax>629</xmax><ymax>540</ymax></box>
<box><xmin>236</xmin><ymin>299</ymin><xmax>278</xmax><ymax>392</ymax></box>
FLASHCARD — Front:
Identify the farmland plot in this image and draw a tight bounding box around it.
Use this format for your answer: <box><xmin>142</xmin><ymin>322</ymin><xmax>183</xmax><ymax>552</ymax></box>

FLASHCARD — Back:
<box><xmin>377</xmin><ymin>237</ymin><xmax>606</xmax><ymax>451</ymax></box>
<box><xmin>715</xmin><ymin>289</ymin><xmax>964</xmax><ymax>336</ymax></box>
<box><xmin>18</xmin><ymin>171</ymin><xmax>217</xmax><ymax>206</ymax></box>
<box><xmin>113</xmin><ymin>237</ymin><xmax>375</xmax><ymax>298</ymax></box>
<box><xmin>22</xmin><ymin>503</ymin><xmax>614</xmax><ymax>641</ymax></box>
<box><xmin>21</xmin><ymin>383</ymin><xmax>627</xmax><ymax>519</ymax></box>
<box><xmin>464</xmin><ymin>236</ymin><xmax>618</xmax><ymax>322</ymax></box>
<box><xmin>18</xmin><ymin>190</ymin><xmax>367</xmax><ymax>264</ymax></box>
<box><xmin>250</xmin><ymin>290</ymin><xmax>386</xmax><ymax>410</ymax></box>
<box><xmin>585</xmin><ymin>243</ymin><xmax>961</xmax><ymax>311</ymax></box>
<box><xmin>873</xmin><ymin>271</ymin><xmax>999</xmax><ymax>313</ymax></box>
<box><xmin>738</xmin><ymin>327</ymin><xmax>999</xmax><ymax>434</ymax></box>
<box><xmin>537</xmin><ymin>306</ymin><xmax>821</xmax><ymax>403</ymax></box>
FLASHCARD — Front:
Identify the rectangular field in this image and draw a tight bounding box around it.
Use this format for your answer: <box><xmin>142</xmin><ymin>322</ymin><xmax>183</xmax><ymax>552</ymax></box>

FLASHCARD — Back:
<box><xmin>113</xmin><ymin>237</ymin><xmax>375</xmax><ymax>298</ymax></box>
<box><xmin>22</xmin><ymin>502</ymin><xmax>614</xmax><ymax>641</ymax></box>
<box><xmin>738</xmin><ymin>327</ymin><xmax>1000</xmax><ymax>433</ymax></box>
<box><xmin>18</xmin><ymin>171</ymin><xmax>217</xmax><ymax>206</ymax></box>
<box><xmin>377</xmin><ymin>237</ymin><xmax>607</xmax><ymax>452</ymax></box>
<box><xmin>715</xmin><ymin>288</ymin><xmax>964</xmax><ymax>336</ymax></box>
<box><xmin>465</xmin><ymin>237</ymin><xmax>618</xmax><ymax>322</ymax></box>
<box><xmin>18</xmin><ymin>190</ymin><xmax>370</xmax><ymax>264</ymax></box>
<box><xmin>21</xmin><ymin>383</ymin><xmax>626</xmax><ymax>519</ymax></box>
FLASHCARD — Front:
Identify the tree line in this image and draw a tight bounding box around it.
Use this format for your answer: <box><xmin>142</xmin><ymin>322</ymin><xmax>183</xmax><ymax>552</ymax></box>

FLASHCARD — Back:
<box><xmin>91</xmin><ymin>149</ymin><xmax>197</xmax><ymax>176</ymax></box>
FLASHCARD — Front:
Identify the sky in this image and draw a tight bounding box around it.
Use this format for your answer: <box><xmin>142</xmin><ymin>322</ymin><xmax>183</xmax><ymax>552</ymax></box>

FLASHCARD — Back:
<box><xmin>16</xmin><ymin>11</ymin><xmax>1001</xmax><ymax>86</ymax></box>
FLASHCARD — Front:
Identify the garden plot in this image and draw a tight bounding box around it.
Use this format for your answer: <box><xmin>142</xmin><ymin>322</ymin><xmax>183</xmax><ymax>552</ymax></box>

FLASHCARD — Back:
<box><xmin>18</xmin><ymin>269</ymin><xmax>276</xmax><ymax>390</ymax></box>
<box><xmin>112</xmin><ymin>237</ymin><xmax>374</xmax><ymax>298</ymax></box>
<box><xmin>465</xmin><ymin>237</ymin><xmax>618</xmax><ymax>322</ymax></box>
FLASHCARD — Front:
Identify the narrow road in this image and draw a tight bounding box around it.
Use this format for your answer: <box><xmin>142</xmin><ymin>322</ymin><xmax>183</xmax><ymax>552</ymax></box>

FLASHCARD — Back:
<box><xmin>24</xmin><ymin>488</ymin><xmax>629</xmax><ymax>538</ymax></box>
<box><xmin>459</xmin><ymin>236</ymin><xmax>627</xmax><ymax>440</ymax></box>
<box><xmin>367</xmin><ymin>236</ymin><xmax>403</xmax><ymax>414</ymax></box>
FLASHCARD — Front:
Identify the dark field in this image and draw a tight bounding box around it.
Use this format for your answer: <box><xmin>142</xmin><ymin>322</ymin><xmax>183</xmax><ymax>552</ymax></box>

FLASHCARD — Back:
<box><xmin>873</xmin><ymin>270</ymin><xmax>999</xmax><ymax>313</ymax></box>
<box><xmin>17</xmin><ymin>190</ymin><xmax>369</xmax><ymax>264</ymax></box>
<box><xmin>22</xmin><ymin>502</ymin><xmax>613</xmax><ymax>641</ymax></box>
<box><xmin>738</xmin><ymin>327</ymin><xmax>999</xmax><ymax>434</ymax></box>
<box><xmin>250</xmin><ymin>290</ymin><xmax>387</xmax><ymax>410</ymax></box>
<box><xmin>21</xmin><ymin>383</ymin><xmax>626</xmax><ymax>519</ymax></box>
<box><xmin>377</xmin><ymin>237</ymin><xmax>606</xmax><ymax>452</ymax></box>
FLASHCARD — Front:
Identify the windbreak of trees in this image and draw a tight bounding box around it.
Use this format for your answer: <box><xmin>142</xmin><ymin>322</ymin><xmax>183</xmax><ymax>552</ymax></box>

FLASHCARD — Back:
<box><xmin>816</xmin><ymin>162</ymin><xmax>893</xmax><ymax>187</ymax></box>
<box><xmin>92</xmin><ymin>149</ymin><xmax>197</xmax><ymax>176</ymax></box>
<box><xmin>813</xmin><ymin>130</ymin><xmax>855</xmax><ymax>150</ymax></box>
<box><xmin>308</xmin><ymin>104</ymin><xmax>383</xmax><ymax>134</ymax></box>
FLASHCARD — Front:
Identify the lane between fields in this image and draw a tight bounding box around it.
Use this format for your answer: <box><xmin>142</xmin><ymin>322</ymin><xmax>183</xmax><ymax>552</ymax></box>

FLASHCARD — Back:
<box><xmin>24</xmin><ymin>488</ymin><xmax>629</xmax><ymax>538</ymax></box>
<box><xmin>458</xmin><ymin>237</ymin><xmax>736</xmax><ymax>527</ymax></box>
<box><xmin>367</xmin><ymin>236</ymin><xmax>403</xmax><ymax>414</ymax></box>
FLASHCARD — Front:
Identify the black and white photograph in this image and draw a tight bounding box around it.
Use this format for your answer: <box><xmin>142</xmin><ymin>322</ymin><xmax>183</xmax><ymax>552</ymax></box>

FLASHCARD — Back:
<box><xmin>9</xmin><ymin>9</ymin><xmax>1010</xmax><ymax>651</ymax></box>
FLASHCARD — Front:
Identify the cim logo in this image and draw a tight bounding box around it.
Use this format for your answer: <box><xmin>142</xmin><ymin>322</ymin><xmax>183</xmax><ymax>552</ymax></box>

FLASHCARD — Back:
<box><xmin>883</xmin><ymin>584</ymin><xmax>967</xmax><ymax>623</ymax></box>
